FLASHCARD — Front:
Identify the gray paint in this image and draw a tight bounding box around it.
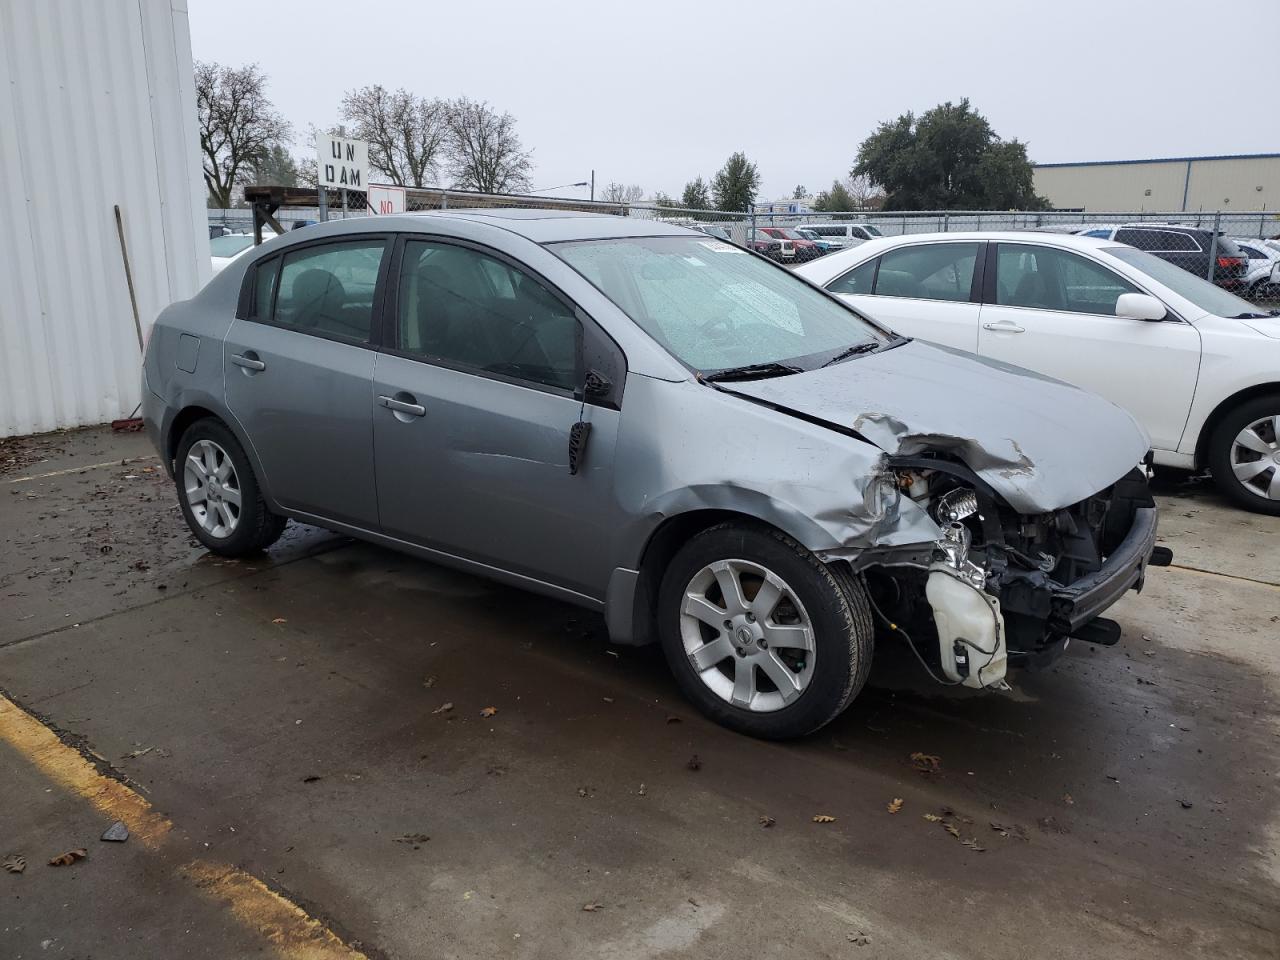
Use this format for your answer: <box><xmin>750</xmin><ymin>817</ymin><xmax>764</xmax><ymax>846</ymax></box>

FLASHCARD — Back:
<box><xmin>144</xmin><ymin>210</ymin><xmax>1149</xmax><ymax>644</ymax></box>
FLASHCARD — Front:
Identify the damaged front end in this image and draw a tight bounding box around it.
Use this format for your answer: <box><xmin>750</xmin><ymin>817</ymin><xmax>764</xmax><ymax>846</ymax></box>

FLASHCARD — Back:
<box><xmin>842</xmin><ymin>455</ymin><xmax>1171</xmax><ymax>689</ymax></box>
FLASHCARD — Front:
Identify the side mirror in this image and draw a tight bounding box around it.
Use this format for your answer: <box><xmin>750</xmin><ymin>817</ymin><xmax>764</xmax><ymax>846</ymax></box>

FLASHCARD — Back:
<box><xmin>1115</xmin><ymin>292</ymin><xmax>1167</xmax><ymax>321</ymax></box>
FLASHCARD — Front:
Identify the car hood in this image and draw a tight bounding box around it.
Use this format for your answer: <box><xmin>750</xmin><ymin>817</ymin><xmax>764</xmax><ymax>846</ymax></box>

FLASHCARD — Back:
<box><xmin>722</xmin><ymin>340</ymin><xmax>1149</xmax><ymax>514</ymax></box>
<box><xmin>1238</xmin><ymin>314</ymin><xmax>1280</xmax><ymax>340</ymax></box>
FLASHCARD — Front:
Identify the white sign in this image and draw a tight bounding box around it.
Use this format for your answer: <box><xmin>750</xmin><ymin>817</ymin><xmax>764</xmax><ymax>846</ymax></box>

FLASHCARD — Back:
<box><xmin>367</xmin><ymin>183</ymin><xmax>406</xmax><ymax>215</ymax></box>
<box><xmin>316</xmin><ymin>133</ymin><xmax>369</xmax><ymax>190</ymax></box>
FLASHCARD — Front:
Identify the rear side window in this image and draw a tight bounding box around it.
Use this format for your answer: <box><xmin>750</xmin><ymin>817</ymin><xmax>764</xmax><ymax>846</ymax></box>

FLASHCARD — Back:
<box><xmin>1115</xmin><ymin>228</ymin><xmax>1201</xmax><ymax>253</ymax></box>
<box><xmin>397</xmin><ymin>240</ymin><xmax>580</xmax><ymax>391</ymax></box>
<box><xmin>994</xmin><ymin>243</ymin><xmax>1138</xmax><ymax>314</ymax></box>
<box><xmin>827</xmin><ymin>258</ymin><xmax>877</xmax><ymax>295</ymax></box>
<box><xmin>253</xmin><ymin>258</ymin><xmax>278</xmax><ymax>319</ymax></box>
<box><xmin>273</xmin><ymin>240</ymin><xmax>387</xmax><ymax>342</ymax></box>
<box><xmin>873</xmin><ymin>242</ymin><xmax>978</xmax><ymax>302</ymax></box>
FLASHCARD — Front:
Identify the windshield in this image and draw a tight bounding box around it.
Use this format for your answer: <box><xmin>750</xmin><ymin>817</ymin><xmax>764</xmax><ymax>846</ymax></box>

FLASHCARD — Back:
<box><xmin>797</xmin><ymin>229</ymin><xmax>818</xmax><ymax>240</ymax></box>
<box><xmin>554</xmin><ymin>236</ymin><xmax>885</xmax><ymax>372</ymax></box>
<box><xmin>769</xmin><ymin>228</ymin><xmax>804</xmax><ymax>240</ymax></box>
<box><xmin>861</xmin><ymin>224</ymin><xmax>883</xmax><ymax>237</ymax></box>
<box><xmin>210</xmin><ymin>234</ymin><xmax>255</xmax><ymax>257</ymax></box>
<box><xmin>1106</xmin><ymin>246</ymin><xmax>1268</xmax><ymax>317</ymax></box>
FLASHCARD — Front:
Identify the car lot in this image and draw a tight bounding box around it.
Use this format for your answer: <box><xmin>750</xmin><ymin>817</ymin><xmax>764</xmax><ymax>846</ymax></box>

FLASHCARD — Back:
<box><xmin>2</xmin><ymin>426</ymin><xmax>1279</xmax><ymax>959</ymax></box>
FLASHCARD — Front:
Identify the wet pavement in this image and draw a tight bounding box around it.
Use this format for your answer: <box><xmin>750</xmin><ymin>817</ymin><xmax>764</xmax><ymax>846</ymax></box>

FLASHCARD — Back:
<box><xmin>2</xmin><ymin>426</ymin><xmax>1278</xmax><ymax>959</ymax></box>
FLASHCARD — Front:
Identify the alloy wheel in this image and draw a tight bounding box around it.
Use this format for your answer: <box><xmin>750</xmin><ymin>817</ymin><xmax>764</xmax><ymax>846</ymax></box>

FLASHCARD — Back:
<box><xmin>678</xmin><ymin>559</ymin><xmax>816</xmax><ymax>713</ymax></box>
<box><xmin>1230</xmin><ymin>415</ymin><xmax>1280</xmax><ymax>501</ymax></box>
<box><xmin>183</xmin><ymin>439</ymin><xmax>242</xmax><ymax>538</ymax></box>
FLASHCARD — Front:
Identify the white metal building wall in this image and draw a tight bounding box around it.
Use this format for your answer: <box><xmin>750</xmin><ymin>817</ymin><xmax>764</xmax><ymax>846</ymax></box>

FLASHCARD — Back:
<box><xmin>0</xmin><ymin>0</ymin><xmax>209</xmax><ymax>438</ymax></box>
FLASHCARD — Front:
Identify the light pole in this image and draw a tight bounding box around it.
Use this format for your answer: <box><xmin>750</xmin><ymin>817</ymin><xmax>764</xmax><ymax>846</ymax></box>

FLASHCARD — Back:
<box><xmin>534</xmin><ymin>180</ymin><xmax>590</xmax><ymax>195</ymax></box>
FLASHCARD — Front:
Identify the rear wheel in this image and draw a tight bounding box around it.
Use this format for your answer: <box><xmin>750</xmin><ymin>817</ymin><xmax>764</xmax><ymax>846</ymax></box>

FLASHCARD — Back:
<box><xmin>658</xmin><ymin>522</ymin><xmax>874</xmax><ymax>739</ymax></box>
<box><xmin>175</xmin><ymin>418</ymin><xmax>288</xmax><ymax>555</ymax></box>
<box><xmin>1207</xmin><ymin>394</ymin><xmax>1280</xmax><ymax>515</ymax></box>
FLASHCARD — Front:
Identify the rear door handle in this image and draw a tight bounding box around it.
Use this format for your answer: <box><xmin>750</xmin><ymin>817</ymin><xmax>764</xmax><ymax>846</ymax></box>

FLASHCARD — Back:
<box><xmin>231</xmin><ymin>353</ymin><xmax>266</xmax><ymax>371</ymax></box>
<box><xmin>378</xmin><ymin>395</ymin><xmax>426</xmax><ymax>418</ymax></box>
<box><xmin>982</xmin><ymin>320</ymin><xmax>1026</xmax><ymax>333</ymax></box>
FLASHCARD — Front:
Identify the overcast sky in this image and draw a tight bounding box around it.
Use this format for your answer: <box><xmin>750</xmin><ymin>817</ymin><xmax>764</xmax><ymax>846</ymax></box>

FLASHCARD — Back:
<box><xmin>188</xmin><ymin>0</ymin><xmax>1267</xmax><ymax>201</ymax></box>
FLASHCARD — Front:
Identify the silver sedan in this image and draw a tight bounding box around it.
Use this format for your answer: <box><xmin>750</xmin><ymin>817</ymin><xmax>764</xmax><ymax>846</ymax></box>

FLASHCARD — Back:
<box><xmin>143</xmin><ymin>210</ymin><xmax>1166</xmax><ymax>738</ymax></box>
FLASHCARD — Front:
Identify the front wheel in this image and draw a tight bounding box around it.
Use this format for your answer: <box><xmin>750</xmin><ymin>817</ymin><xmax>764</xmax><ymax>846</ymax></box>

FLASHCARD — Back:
<box><xmin>1207</xmin><ymin>394</ymin><xmax>1280</xmax><ymax>515</ymax></box>
<box><xmin>657</xmin><ymin>522</ymin><xmax>874</xmax><ymax>739</ymax></box>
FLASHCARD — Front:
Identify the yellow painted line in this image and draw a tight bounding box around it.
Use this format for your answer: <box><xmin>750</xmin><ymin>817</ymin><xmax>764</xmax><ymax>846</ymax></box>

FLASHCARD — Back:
<box><xmin>0</xmin><ymin>696</ymin><xmax>172</xmax><ymax>849</ymax></box>
<box><xmin>0</xmin><ymin>695</ymin><xmax>367</xmax><ymax>960</ymax></box>
<box><xmin>4</xmin><ymin>455</ymin><xmax>158</xmax><ymax>484</ymax></box>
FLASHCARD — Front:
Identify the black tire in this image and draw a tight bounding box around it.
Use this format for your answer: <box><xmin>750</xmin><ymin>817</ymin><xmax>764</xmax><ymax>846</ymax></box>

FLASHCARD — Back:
<box><xmin>1207</xmin><ymin>393</ymin><xmax>1280</xmax><ymax>515</ymax></box>
<box><xmin>657</xmin><ymin>521</ymin><xmax>874</xmax><ymax>740</ymax></box>
<box><xmin>174</xmin><ymin>418</ymin><xmax>288</xmax><ymax>555</ymax></box>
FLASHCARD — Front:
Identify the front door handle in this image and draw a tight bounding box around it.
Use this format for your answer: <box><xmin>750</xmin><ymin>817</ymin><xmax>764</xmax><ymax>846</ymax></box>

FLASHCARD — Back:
<box><xmin>982</xmin><ymin>320</ymin><xmax>1026</xmax><ymax>333</ymax></box>
<box><xmin>231</xmin><ymin>353</ymin><xmax>267</xmax><ymax>371</ymax></box>
<box><xmin>378</xmin><ymin>395</ymin><xmax>426</xmax><ymax>418</ymax></box>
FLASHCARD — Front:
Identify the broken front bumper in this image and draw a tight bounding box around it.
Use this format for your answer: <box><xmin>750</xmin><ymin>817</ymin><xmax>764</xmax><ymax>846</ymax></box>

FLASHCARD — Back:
<box><xmin>1046</xmin><ymin>505</ymin><xmax>1161</xmax><ymax>635</ymax></box>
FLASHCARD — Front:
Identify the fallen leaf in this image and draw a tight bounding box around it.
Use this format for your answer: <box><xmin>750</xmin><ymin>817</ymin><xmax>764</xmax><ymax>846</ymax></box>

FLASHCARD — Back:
<box><xmin>480</xmin><ymin>706</ymin><xmax>498</xmax><ymax>718</ymax></box>
<box><xmin>989</xmin><ymin>822</ymin><xmax>1010</xmax><ymax>837</ymax></box>
<box><xmin>271</xmin><ymin>618</ymin><xmax>287</xmax><ymax>624</ymax></box>
<box><xmin>887</xmin><ymin>798</ymin><xmax>904</xmax><ymax>814</ymax></box>
<box><xmin>301</xmin><ymin>775</ymin><xmax>322</xmax><ymax>784</ymax></box>
<box><xmin>1179</xmin><ymin>799</ymin><xmax>1193</xmax><ymax>809</ymax></box>
<box><xmin>686</xmin><ymin>755</ymin><xmax>701</xmax><ymax>771</ymax></box>
<box><xmin>48</xmin><ymin>849</ymin><xmax>87</xmax><ymax>867</ymax></box>
<box><xmin>422</xmin><ymin>675</ymin><xmax>437</xmax><ymax>689</ymax></box>
<box><xmin>943</xmin><ymin>823</ymin><xmax>960</xmax><ymax>838</ymax></box>
<box><xmin>812</xmin><ymin>814</ymin><xmax>836</xmax><ymax>823</ymax></box>
<box><xmin>121</xmin><ymin>746</ymin><xmax>153</xmax><ymax>760</ymax></box>
<box><xmin>665</xmin><ymin>716</ymin><xmax>682</xmax><ymax>724</ymax></box>
<box><xmin>1063</xmin><ymin>793</ymin><xmax>1075</xmax><ymax>806</ymax></box>
<box><xmin>759</xmin><ymin>816</ymin><xmax>776</xmax><ymax>828</ymax></box>
<box><xmin>848</xmin><ymin>933</ymin><xmax>872</xmax><ymax>946</ymax></box>
<box><xmin>2</xmin><ymin>854</ymin><xmax>26</xmax><ymax>874</ymax></box>
<box><xmin>687</xmin><ymin>897</ymin><xmax>699</xmax><ymax>907</ymax></box>
<box><xmin>432</xmin><ymin>702</ymin><xmax>454</xmax><ymax>715</ymax></box>
<box><xmin>582</xmin><ymin>902</ymin><xmax>602</xmax><ymax>912</ymax></box>
<box><xmin>910</xmin><ymin>751</ymin><xmax>941</xmax><ymax>772</ymax></box>
<box><xmin>577</xmin><ymin>787</ymin><xmax>591</xmax><ymax>798</ymax></box>
<box><xmin>637</xmin><ymin>783</ymin><xmax>646</xmax><ymax>796</ymax></box>
<box><xmin>394</xmin><ymin>833</ymin><xmax>430</xmax><ymax>845</ymax></box>
<box><xmin>960</xmin><ymin>838</ymin><xmax>986</xmax><ymax>852</ymax></box>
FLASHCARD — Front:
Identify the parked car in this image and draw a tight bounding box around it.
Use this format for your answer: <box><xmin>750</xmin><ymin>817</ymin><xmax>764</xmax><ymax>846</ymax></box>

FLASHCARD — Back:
<box><xmin>797</xmin><ymin>231</ymin><xmax>1280</xmax><ymax>513</ymax></box>
<box><xmin>1073</xmin><ymin>223</ymin><xmax>1248</xmax><ymax>290</ymax></box>
<box><xmin>1232</xmin><ymin>238</ymin><xmax>1280</xmax><ymax>301</ymax></box>
<box><xmin>795</xmin><ymin>227</ymin><xmax>844</xmax><ymax>254</ymax></box>
<box><xmin>144</xmin><ymin>211</ymin><xmax>1166</xmax><ymax>739</ymax></box>
<box><xmin>748</xmin><ymin>228</ymin><xmax>793</xmax><ymax>262</ymax></box>
<box><xmin>759</xmin><ymin>226</ymin><xmax>822</xmax><ymax>261</ymax></box>
<box><xmin>210</xmin><ymin>232</ymin><xmax>276</xmax><ymax>275</ymax></box>
<box><xmin>805</xmin><ymin>222</ymin><xmax>883</xmax><ymax>246</ymax></box>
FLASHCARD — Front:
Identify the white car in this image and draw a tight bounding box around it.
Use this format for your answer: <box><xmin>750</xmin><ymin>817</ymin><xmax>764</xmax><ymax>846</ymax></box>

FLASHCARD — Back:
<box><xmin>209</xmin><ymin>232</ymin><xmax>276</xmax><ymax>275</ymax></box>
<box><xmin>1233</xmin><ymin>238</ymin><xmax>1280</xmax><ymax>300</ymax></box>
<box><xmin>796</xmin><ymin>231</ymin><xmax>1280</xmax><ymax>513</ymax></box>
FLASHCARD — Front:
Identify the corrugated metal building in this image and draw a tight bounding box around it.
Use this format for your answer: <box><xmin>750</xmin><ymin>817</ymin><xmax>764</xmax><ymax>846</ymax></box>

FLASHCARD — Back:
<box><xmin>0</xmin><ymin>0</ymin><xmax>209</xmax><ymax>438</ymax></box>
<box><xmin>1034</xmin><ymin>153</ymin><xmax>1280</xmax><ymax>213</ymax></box>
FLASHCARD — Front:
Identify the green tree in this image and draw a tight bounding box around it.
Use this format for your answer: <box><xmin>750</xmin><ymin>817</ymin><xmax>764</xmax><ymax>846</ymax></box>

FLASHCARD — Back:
<box><xmin>813</xmin><ymin>179</ymin><xmax>855</xmax><ymax>212</ymax></box>
<box><xmin>711</xmin><ymin>152</ymin><xmax>760</xmax><ymax>212</ymax></box>
<box><xmin>792</xmin><ymin>184</ymin><xmax>807</xmax><ymax>199</ymax></box>
<box><xmin>249</xmin><ymin>144</ymin><xmax>300</xmax><ymax>186</ymax></box>
<box><xmin>854</xmin><ymin>99</ymin><xmax>1047</xmax><ymax>210</ymax></box>
<box><xmin>681</xmin><ymin>176</ymin><xmax>711</xmax><ymax>210</ymax></box>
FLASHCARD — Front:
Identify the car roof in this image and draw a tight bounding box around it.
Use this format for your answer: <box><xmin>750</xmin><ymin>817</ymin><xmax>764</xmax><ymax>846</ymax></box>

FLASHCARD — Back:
<box><xmin>840</xmin><ymin>230</ymin><xmax>1118</xmax><ymax>249</ymax></box>
<box><xmin>398</xmin><ymin>207</ymin><xmax>692</xmax><ymax>243</ymax></box>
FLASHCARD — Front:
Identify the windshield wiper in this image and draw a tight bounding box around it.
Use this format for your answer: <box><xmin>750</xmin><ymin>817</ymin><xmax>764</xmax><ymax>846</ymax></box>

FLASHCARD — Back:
<box><xmin>820</xmin><ymin>338</ymin><xmax>894</xmax><ymax>367</ymax></box>
<box><xmin>1231</xmin><ymin>311</ymin><xmax>1272</xmax><ymax>320</ymax></box>
<box><xmin>701</xmin><ymin>361</ymin><xmax>804</xmax><ymax>383</ymax></box>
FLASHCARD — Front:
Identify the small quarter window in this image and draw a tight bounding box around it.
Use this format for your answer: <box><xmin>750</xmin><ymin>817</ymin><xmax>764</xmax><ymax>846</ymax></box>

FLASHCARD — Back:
<box><xmin>827</xmin><ymin>258</ymin><xmax>877</xmax><ymax>295</ymax></box>
<box><xmin>253</xmin><ymin>258</ymin><xmax>278</xmax><ymax>319</ymax></box>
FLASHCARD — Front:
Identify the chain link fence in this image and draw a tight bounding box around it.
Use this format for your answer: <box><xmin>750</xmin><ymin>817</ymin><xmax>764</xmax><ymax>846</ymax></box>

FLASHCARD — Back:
<box><xmin>213</xmin><ymin>189</ymin><xmax>1280</xmax><ymax>301</ymax></box>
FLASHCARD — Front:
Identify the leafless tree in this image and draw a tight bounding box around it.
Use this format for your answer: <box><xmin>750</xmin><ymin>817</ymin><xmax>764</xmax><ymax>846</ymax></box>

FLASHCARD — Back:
<box><xmin>341</xmin><ymin>85</ymin><xmax>449</xmax><ymax>188</ymax></box>
<box><xmin>444</xmin><ymin>97</ymin><xmax>533</xmax><ymax>194</ymax></box>
<box><xmin>847</xmin><ymin>173</ymin><xmax>885</xmax><ymax>210</ymax></box>
<box><xmin>598</xmin><ymin>182</ymin><xmax>645</xmax><ymax>204</ymax></box>
<box><xmin>195</xmin><ymin>61</ymin><xmax>291</xmax><ymax>208</ymax></box>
